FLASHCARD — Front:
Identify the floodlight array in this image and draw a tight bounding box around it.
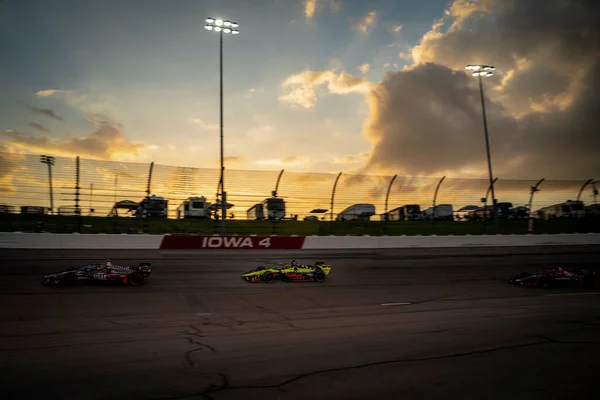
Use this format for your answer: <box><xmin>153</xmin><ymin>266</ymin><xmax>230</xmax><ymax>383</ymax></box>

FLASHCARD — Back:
<box><xmin>205</xmin><ymin>18</ymin><xmax>239</xmax><ymax>34</ymax></box>
<box><xmin>466</xmin><ymin>64</ymin><xmax>495</xmax><ymax>77</ymax></box>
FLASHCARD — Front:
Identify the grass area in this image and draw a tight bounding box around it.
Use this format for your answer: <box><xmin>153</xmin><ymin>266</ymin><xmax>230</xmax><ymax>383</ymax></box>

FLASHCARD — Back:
<box><xmin>1</xmin><ymin>214</ymin><xmax>599</xmax><ymax>236</ymax></box>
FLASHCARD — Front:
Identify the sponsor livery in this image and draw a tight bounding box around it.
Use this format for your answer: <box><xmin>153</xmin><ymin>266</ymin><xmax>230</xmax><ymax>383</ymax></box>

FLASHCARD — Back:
<box><xmin>159</xmin><ymin>235</ymin><xmax>306</xmax><ymax>250</ymax></box>
<box><xmin>242</xmin><ymin>260</ymin><xmax>332</xmax><ymax>283</ymax></box>
<box><xmin>42</xmin><ymin>261</ymin><xmax>152</xmax><ymax>286</ymax></box>
<box><xmin>509</xmin><ymin>266</ymin><xmax>596</xmax><ymax>288</ymax></box>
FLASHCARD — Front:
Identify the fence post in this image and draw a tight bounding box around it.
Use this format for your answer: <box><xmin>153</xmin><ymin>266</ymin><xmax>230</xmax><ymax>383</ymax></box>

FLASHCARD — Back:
<box><xmin>144</xmin><ymin>162</ymin><xmax>154</xmax><ymax>233</ymax></box>
<box><xmin>329</xmin><ymin>172</ymin><xmax>342</xmax><ymax>235</ymax></box>
<box><xmin>527</xmin><ymin>178</ymin><xmax>544</xmax><ymax>234</ymax></box>
<box><xmin>272</xmin><ymin>169</ymin><xmax>285</xmax><ymax>235</ymax></box>
<box><xmin>431</xmin><ymin>176</ymin><xmax>446</xmax><ymax>234</ymax></box>
<box><xmin>482</xmin><ymin>177</ymin><xmax>498</xmax><ymax>234</ymax></box>
<box><xmin>383</xmin><ymin>174</ymin><xmax>397</xmax><ymax>235</ymax></box>
<box><xmin>576</xmin><ymin>179</ymin><xmax>593</xmax><ymax>201</ymax></box>
<box><xmin>75</xmin><ymin>156</ymin><xmax>81</xmax><ymax>232</ymax></box>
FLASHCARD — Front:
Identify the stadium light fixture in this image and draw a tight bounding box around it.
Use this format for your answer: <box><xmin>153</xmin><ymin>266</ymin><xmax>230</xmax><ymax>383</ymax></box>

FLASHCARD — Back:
<box><xmin>466</xmin><ymin>63</ymin><xmax>498</xmax><ymax>224</ymax></box>
<box><xmin>204</xmin><ymin>17</ymin><xmax>240</xmax><ymax>234</ymax></box>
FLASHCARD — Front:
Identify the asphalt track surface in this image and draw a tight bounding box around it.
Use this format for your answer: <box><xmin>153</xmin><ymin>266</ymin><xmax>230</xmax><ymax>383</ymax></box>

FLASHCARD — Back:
<box><xmin>1</xmin><ymin>245</ymin><xmax>600</xmax><ymax>400</ymax></box>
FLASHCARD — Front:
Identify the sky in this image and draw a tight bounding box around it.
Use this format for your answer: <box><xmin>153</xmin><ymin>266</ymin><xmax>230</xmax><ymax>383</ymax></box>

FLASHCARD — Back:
<box><xmin>1</xmin><ymin>0</ymin><xmax>599</xmax><ymax>215</ymax></box>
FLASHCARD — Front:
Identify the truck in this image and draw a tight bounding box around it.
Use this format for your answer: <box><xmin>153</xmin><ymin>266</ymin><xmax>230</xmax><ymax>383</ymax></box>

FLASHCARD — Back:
<box><xmin>176</xmin><ymin>196</ymin><xmax>211</xmax><ymax>219</ymax></box>
<box><xmin>247</xmin><ymin>197</ymin><xmax>286</xmax><ymax>220</ymax></box>
<box><xmin>336</xmin><ymin>203</ymin><xmax>376</xmax><ymax>221</ymax></box>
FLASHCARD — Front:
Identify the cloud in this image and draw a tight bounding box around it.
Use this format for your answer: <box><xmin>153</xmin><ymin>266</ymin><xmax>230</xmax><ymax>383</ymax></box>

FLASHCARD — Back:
<box><xmin>35</xmin><ymin>89</ymin><xmax>66</xmax><ymax>97</ymax></box>
<box><xmin>359</xmin><ymin>0</ymin><xmax>600</xmax><ymax>180</ymax></box>
<box><xmin>22</xmin><ymin>103</ymin><xmax>64</xmax><ymax>121</ymax></box>
<box><xmin>256</xmin><ymin>157</ymin><xmax>308</xmax><ymax>167</ymax></box>
<box><xmin>304</xmin><ymin>0</ymin><xmax>317</xmax><ymax>18</ymax></box>
<box><xmin>279</xmin><ymin>69</ymin><xmax>374</xmax><ymax>108</ymax></box>
<box><xmin>357</xmin><ymin>63</ymin><xmax>370</xmax><ymax>75</ymax></box>
<box><xmin>84</xmin><ymin>113</ymin><xmax>113</xmax><ymax>127</ymax></box>
<box><xmin>333</xmin><ymin>152</ymin><xmax>369</xmax><ymax>165</ymax></box>
<box><xmin>29</xmin><ymin>122</ymin><xmax>51</xmax><ymax>132</ymax></box>
<box><xmin>224</xmin><ymin>156</ymin><xmax>245</xmax><ymax>164</ymax></box>
<box><xmin>350</xmin><ymin>11</ymin><xmax>377</xmax><ymax>34</ymax></box>
<box><xmin>0</xmin><ymin>145</ymin><xmax>27</xmax><ymax>195</ymax></box>
<box><xmin>1</xmin><ymin>123</ymin><xmax>145</xmax><ymax>160</ymax></box>
<box><xmin>387</xmin><ymin>23</ymin><xmax>403</xmax><ymax>34</ymax></box>
<box><xmin>303</xmin><ymin>0</ymin><xmax>341</xmax><ymax>19</ymax></box>
<box><xmin>191</xmin><ymin>118</ymin><xmax>219</xmax><ymax>130</ymax></box>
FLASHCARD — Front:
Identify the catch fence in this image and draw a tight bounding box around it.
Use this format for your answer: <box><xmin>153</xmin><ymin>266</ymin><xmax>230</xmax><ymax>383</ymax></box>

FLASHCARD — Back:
<box><xmin>0</xmin><ymin>152</ymin><xmax>598</xmax><ymax>235</ymax></box>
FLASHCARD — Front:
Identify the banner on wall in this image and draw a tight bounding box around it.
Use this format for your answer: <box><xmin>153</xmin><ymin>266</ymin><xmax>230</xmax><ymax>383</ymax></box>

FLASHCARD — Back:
<box><xmin>159</xmin><ymin>235</ymin><xmax>306</xmax><ymax>250</ymax></box>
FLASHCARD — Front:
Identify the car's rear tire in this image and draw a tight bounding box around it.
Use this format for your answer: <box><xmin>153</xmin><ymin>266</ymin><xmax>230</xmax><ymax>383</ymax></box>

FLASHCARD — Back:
<box><xmin>262</xmin><ymin>272</ymin><xmax>274</xmax><ymax>283</ymax></box>
<box><xmin>128</xmin><ymin>273</ymin><xmax>144</xmax><ymax>286</ymax></box>
<box><xmin>314</xmin><ymin>270</ymin><xmax>326</xmax><ymax>282</ymax></box>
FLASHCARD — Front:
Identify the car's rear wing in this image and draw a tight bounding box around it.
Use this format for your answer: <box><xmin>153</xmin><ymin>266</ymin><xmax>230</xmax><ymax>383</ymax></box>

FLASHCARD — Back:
<box><xmin>138</xmin><ymin>262</ymin><xmax>151</xmax><ymax>268</ymax></box>
<box><xmin>314</xmin><ymin>261</ymin><xmax>332</xmax><ymax>275</ymax></box>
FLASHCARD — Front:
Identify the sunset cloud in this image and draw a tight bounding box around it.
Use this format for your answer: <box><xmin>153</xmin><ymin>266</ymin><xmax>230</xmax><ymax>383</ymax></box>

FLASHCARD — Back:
<box><xmin>22</xmin><ymin>103</ymin><xmax>63</xmax><ymax>121</ymax></box>
<box><xmin>1</xmin><ymin>123</ymin><xmax>145</xmax><ymax>160</ymax></box>
<box><xmin>303</xmin><ymin>0</ymin><xmax>341</xmax><ymax>19</ymax></box>
<box><xmin>360</xmin><ymin>0</ymin><xmax>600</xmax><ymax>180</ymax></box>
<box><xmin>357</xmin><ymin>63</ymin><xmax>370</xmax><ymax>75</ymax></box>
<box><xmin>350</xmin><ymin>11</ymin><xmax>377</xmax><ymax>34</ymax></box>
<box><xmin>28</xmin><ymin>122</ymin><xmax>51</xmax><ymax>132</ymax></box>
<box><xmin>279</xmin><ymin>69</ymin><xmax>374</xmax><ymax>108</ymax></box>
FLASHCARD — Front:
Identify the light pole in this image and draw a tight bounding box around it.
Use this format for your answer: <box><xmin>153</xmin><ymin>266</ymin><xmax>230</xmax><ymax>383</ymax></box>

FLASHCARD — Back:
<box><xmin>466</xmin><ymin>64</ymin><xmax>498</xmax><ymax>225</ymax></box>
<box><xmin>205</xmin><ymin>17</ymin><xmax>239</xmax><ymax>235</ymax></box>
<box><xmin>40</xmin><ymin>155</ymin><xmax>55</xmax><ymax>214</ymax></box>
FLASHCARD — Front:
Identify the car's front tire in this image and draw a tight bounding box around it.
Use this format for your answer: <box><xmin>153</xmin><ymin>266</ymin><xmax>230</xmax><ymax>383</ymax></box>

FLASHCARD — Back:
<box><xmin>262</xmin><ymin>272</ymin><xmax>275</xmax><ymax>283</ymax></box>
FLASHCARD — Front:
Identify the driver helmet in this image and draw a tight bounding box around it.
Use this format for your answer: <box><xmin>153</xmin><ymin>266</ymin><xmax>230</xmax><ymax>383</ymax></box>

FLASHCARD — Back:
<box><xmin>106</xmin><ymin>260</ymin><xmax>112</xmax><ymax>268</ymax></box>
<box><xmin>291</xmin><ymin>260</ymin><xmax>298</xmax><ymax>266</ymax></box>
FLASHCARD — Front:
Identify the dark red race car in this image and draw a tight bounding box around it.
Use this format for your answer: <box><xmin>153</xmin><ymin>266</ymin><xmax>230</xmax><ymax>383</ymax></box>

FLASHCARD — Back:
<box><xmin>42</xmin><ymin>260</ymin><xmax>152</xmax><ymax>286</ymax></box>
<box><xmin>509</xmin><ymin>266</ymin><xmax>596</xmax><ymax>288</ymax></box>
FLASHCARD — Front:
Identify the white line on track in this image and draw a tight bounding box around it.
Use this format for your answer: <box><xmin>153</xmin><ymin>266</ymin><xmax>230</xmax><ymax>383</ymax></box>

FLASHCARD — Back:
<box><xmin>380</xmin><ymin>302</ymin><xmax>411</xmax><ymax>306</ymax></box>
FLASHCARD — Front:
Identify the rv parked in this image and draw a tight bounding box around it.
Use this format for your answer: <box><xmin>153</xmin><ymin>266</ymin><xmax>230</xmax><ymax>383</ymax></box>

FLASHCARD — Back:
<box><xmin>538</xmin><ymin>200</ymin><xmax>585</xmax><ymax>219</ymax></box>
<box><xmin>247</xmin><ymin>197</ymin><xmax>286</xmax><ymax>220</ymax></box>
<box><xmin>386</xmin><ymin>204</ymin><xmax>421</xmax><ymax>221</ymax></box>
<box><xmin>176</xmin><ymin>196</ymin><xmax>211</xmax><ymax>219</ymax></box>
<box><xmin>136</xmin><ymin>195</ymin><xmax>168</xmax><ymax>218</ymax></box>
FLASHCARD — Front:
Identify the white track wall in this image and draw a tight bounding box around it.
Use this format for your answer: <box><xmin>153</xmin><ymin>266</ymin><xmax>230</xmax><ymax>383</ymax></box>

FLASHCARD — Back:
<box><xmin>301</xmin><ymin>234</ymin><xmax>600</xmax><ymax>249</ymax></box>
<box><xmin>0</xmin><ymin>233</ymin><xmax>163</xmax><ymax>249</ymax></box>
<box><xmin>0</xmin><ymin>232</ymin><xmax>599</xmax><ymax>250</ymax></box>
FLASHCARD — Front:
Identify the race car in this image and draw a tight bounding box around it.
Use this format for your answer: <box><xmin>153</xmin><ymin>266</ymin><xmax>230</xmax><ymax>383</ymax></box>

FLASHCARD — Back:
<box><xmin>42</xmin><ymin>260</ymin><xmax>152</xmax><ymax>286</ymax></box>
<box><xmin>509</xmin><ymin>266</ymin><xmax>596</xmax><ymax>288</ymax></box>
<box><xmin>243</xmin><ymin>260</ymin><xmax>332</xmax><ymax>283</ymax></box>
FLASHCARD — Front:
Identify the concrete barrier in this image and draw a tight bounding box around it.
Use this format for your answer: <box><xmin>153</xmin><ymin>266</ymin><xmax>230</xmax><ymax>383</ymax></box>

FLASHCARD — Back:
<box><xmin>1</xmin><ymin>232</ymin><xmax>599</xmax><ymax>250</ymax></box>
<box><xmin>0</xmin><ymin>233</ymin><xmax>163</xmax><ymax>249</ymax></box>
<box><xmin>301</xmin><ymin>234</ymin><xmax>600</xmax><ymax>249</ymax></box>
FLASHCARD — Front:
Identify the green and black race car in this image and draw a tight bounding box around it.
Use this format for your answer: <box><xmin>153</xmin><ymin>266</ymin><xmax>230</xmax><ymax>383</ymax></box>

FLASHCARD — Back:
<box><xmin>243</xmin><ymin>260</ymin><xmax>332</xmax><ymax>283</ymax></box>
